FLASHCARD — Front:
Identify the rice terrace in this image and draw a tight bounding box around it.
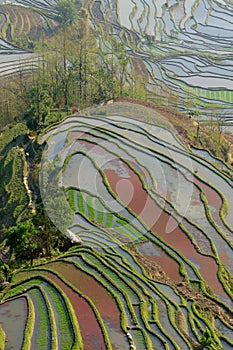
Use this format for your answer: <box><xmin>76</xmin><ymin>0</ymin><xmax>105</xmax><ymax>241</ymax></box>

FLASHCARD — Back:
<box><xmin>0</xmin><ymin>1</ymin><xmax>233</xmax><ymax>350</ymax></box>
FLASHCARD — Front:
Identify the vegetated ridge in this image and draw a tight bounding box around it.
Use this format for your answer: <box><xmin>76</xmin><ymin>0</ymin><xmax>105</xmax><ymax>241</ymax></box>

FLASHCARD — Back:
<box><xmin>0</xmin><ymin>1</ymin><xmax>232</xmax><ymax>350</ymax></box>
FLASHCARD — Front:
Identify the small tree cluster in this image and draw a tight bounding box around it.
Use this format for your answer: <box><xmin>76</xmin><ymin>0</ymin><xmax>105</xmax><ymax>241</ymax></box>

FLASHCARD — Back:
<box><xmin>200</xmin><ymin>328</ymin><xmax>214</xmax><ymax>349</ymax></box>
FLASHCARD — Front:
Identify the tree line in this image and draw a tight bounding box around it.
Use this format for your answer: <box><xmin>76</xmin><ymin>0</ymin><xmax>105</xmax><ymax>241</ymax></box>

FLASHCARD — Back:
<box><xmin>0</xmin><ymin>0</ymin><xmax>147</xmax><ymax>276</ymax></box>
<box><xmin>0</xmin><ymin>0</ymin><xmax>141</xmax><ymax>129</ymax></box>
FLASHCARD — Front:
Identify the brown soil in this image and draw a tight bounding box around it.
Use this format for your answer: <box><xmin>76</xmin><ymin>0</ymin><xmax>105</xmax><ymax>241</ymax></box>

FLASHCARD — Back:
<box><xmin>114</xmin><ymin>97</ymin><xmax>197</xmax><ymax>142</ymax></box>
<box><xmin>130</xmin><ymin>246</ymin><xmax>233</xmax><ymax>327</ymax></box>
<box><xmin>114</xmin><ymin>97</ymin><xmax>233</xmax><ymax>168</ymax></box>
<box><xmin>136</xmin><ymin>241</ymin><xmax>183</xmax><ymax>282</ymax></box>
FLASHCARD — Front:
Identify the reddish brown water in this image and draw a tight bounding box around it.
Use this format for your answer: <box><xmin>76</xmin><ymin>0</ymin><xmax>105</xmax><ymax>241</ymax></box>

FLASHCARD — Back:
<box><xmin>69</xmin><ymin>131</ymin><xmax>91</xmax><ymax>141</ymax></box>
<box><xmin>194</xmin><ymin>177</ymin><xmax>232</xmax><ymax>266</ymax></box>
<box><xmin>194</xmin><ymin>177</ymin><xmax>231</xmax><ymax>232</ymax></box>
<box><xmin>48</xmin><ymin>262</ymin><xmax>126</xmax><ymax>349</ymax></box>
<box><xmin>195</xmin><ymin>179</ymin><xmax>222</xmax><ymax>209</ymax></box>
<box><xmin>0</xmin><ymin>297</ymin><xmax>28</xmax><ymax>350</ymax></box>
<box><xmin>64</xmin><ymin>138</ymin><xmax>230</xmax><ymax>300</ymax></box>
<box><xmin>137</xmin><ymin>241</ymin><xmax>183</xmax><ymax>282</ymax></box>
<box><xmin>104</xmin><ymin>162</ymin><xmax>228</xmax><ymax>299</ymax></box>
<box><xmin>45</xmin><ymin>271</ymin><xmax>106</xmax><ymax>350</ymax></box>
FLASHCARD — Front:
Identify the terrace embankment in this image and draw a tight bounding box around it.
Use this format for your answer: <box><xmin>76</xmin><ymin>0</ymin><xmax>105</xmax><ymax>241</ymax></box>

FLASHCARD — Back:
<box><xmin>114</xmin><ymin>98</ymin><xmax>233</xmax><ymax>168</ymax></box>
<box><xmin>104</xmin><ymin>161</ymin><xmax>230</xmax><ymax>302</ymax></box>
<box><xmin>130</xmin><ymin>246</ymin><xmax>233</xmax><ymax>328</ymax></box>
<box><xmin>44</xmin><ymin>270</ymin><xmax>107</xmax><ymax>350</ymax></box>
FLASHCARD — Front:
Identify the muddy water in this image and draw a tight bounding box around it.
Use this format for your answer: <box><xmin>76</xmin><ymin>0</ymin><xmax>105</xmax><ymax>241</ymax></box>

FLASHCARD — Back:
<box><xmin>48</xmin><ymin>262</ymin><xmax>128</xmax><ymax>350</ymax></box>
<box><xmin>194</xmin><ymin>177</ymin><xmax>233</xmax><ymax>267</ymax></box>
<box><xmin>0</xmin><ymin>297</ymin><xmax>28</xmax><ymax>350</ymax></box>
<box><xmin>104</xmin><ymin>162</ymin><xmax>229</xmax><ymax>300</ymax></box>
<box><xmin>195</xmin><ymin>177</ymin><xmax>232</xmax><ymax>236</ymax></box>
<box><xmin>137</xmin><ymin>241</ymin><xmax>182</xmax><ymax>282</ymax></box>
<box><xmin>45</xmin><ymin>271</ymin><xmax>106</xmax><ymax>350</ymax></box>
<box><xmin>65</xmin><ymin>138</ymin><xmax>229</xmax><ymax>300</ymax></box>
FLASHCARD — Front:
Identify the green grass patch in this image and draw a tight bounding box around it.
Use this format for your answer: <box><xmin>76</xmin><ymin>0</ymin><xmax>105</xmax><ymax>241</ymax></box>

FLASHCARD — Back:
<box><xmin>0</xmin><ymin>325</ymin><xmax>6</xmax><ymax>350</ymax></box>
<box><xmin>28</xmin><ymin>288</ymin><xmax>50</xmax><ymax>349</ymax></box>
<box><xmin>4</xmin><ymin>278</ymin><xmax>43</xmax><ymax>299</ymax></box>
<box><xmin>132</xmin><ymin>328</ymin><xmax>147</xmax><ymax>349</ymax></box>
<box><xmin>105</xmin><ymin>212</ymin><xmax>113</xmax><ymax>227</ymax></box>
<box><xmin>39</xmin><ymin>286</ymin><xmax>58</xmax><ymax>350</ymax></box>
<box><xmin>0</xmin><ymin>122</ymin><xmax>28</xmax><ymax>152</ymax></box>
<box><xmin>77</xmin><ymin>191</ymin><xmax>85</xmax><ymax>213</ymax></box>
<box><xmin>194</xmin><ymin>87</ymin><xmax>233</xmax><ymax>104</ymax></box>
<box><xmin>96</xmin><ymin>201</ymin><xmax>105</xmax><ymax>224</ymax></box>
<box><xmin>67</xmin><ymin>189</ymin><xmax>76</xmax><ymax>212</ymax></box>
<box><xmin>21</xmin><ymin>296</ymin><xmax>35</xmax><ymax>350</ymax></box>
<box><xmin>41</xmin><ymin>283</ymin><xmax>74</xmax><ymax>350</ymax></box>
<box><xmin>86</xmin><ymin>196</ymin><xmax>95</xmax><ymax>221</ymax></box>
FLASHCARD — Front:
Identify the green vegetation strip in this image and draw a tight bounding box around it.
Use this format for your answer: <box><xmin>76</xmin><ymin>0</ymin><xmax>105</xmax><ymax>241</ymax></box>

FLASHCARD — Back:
<box><xmin>86</xmin><ymin>196</ymin><xmax>95</xmax><ymax>220</ymax></box>
<box><xmin>9</xmin><ymin>273</ymin><xmax>83</xmax><ymax>349</ymax></box>
<box><xmin>63</xmin><ymin>125</ymin><xmax>231</xmax><ymax>305</ymax></box>
<box><xmin>103</xmin><ymin>252</ymin><xmax>190</xmax><ymax>348</ymax></box>
<box><xmin>91</xmin><ymin>133</ymin><xmax>232</xmax><ymax>302</ymax></box>
<box><xmin>28</xmin><ymin>288</ymin><xmax>50</xmax><ymax>349</ymax></box>
<box><xmin>2</xmin><ymin>147</ymin><xmax>29</xmax><ymax>222</ymax></box>
<box><xmin>47</xmin><ymin>259</ymin><xmax>129</xmax><ymax>331</ymax></box>
<box><xmin>41</xmin><ymin>283</ymin><xmax>74</xmax><ymax>349</ymax></box>
<box><xmin>15</xmin><ymin>268</ymin><xmax>111</xmax><ymax>350</ymax></box>
<box><xmin>4</xmin><ymin>278</ymin><xmax>43</xmax><ymax>299</ymax></box>
<box><xmin>0</xmin><ymin>325</ymin><xmax>6</xmax><ymax>350</ymax></box>
<box><xmin>21</xmin><ymin>296</ymin><xmax>35</xmax><ymax>350</ymax></box>
<box><xmin>38</xmin><ymin>286</ymin><xmax>58</xmax><ymax>350</ymax></box>
<box><xmin>82</xmin><ymin>253</ymin><xmax>141</xmax><ymax>303</ymax></box>
<box><xmin>66</xmin><ymin>186</ymin><xmax>144</xmax><ymax>241</ymax></box>
<box><xmin>105</xmin><ymin>247</ymin><xmax>222</xmax><ymax>346</ymax></box>
<box><xmin>62</xmin><ymin>253</ymin><xmax>180</xmax><ymax>348</ymax></box>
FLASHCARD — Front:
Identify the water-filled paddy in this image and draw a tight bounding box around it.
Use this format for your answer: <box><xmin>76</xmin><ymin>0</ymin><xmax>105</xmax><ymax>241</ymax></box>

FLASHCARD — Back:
<box><xmin>40</xmin><ymin>109</ymin><xmax>233</xmax><ymax>308</ymax></box>
<box><xmin>1</xmin><ymin>0</ymin><xmax>233</xmax><ymax>348</ymax></box>
<box><xmin>0</xmin><ymin>297</ymin><xmax>28</xmax><ymax>350</ymax></box>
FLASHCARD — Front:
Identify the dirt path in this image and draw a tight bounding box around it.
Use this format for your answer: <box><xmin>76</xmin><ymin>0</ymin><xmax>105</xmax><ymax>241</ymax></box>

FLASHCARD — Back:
<box><xmin>17</xmin><ymin>146</ymin><xmax>36</xmax><ymax>214</ymax></box>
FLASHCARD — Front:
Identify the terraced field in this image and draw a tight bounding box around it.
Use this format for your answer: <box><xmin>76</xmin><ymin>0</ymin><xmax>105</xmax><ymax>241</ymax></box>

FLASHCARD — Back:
<box><xmin>88</xmin><ymin>0</ymin><xmax>233</xmax><ymax>128</ymax></box>
<box><xmin>1</xmin><ymin>0</ymin><xmax>233</xmax><ymax>128</ymax></box>
<box><xmin>1</xmin><ymin>102</ymin><xmax>232</xmax><ymax>349</ymax></box>
<box><xmin>0</xmin><ymin>0</ymin><xmax>56</xmax><ymax>76</ymax></box>
<box><xmin>0</xmin><ymin>4</ymin><xmax>53</xmax><ymax>42</ymax></box>
<box><xmin>0</xmin><ymin>1</ymin><xmax>233</xmax><ymax>349</ymax></box>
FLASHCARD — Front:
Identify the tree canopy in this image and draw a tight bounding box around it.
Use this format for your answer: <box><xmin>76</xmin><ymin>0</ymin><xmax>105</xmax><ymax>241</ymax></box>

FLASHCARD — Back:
<box><xmin>200</xmin><ymin>328</ymin><xmax>214</xmax><ymax>349</ymax></box>
<box><xmin>28</xmin><ymin>85</ymin><xmax>52</xmax><ymax>125</ymax></box>
<box><xmin>5</xmin><ymin>220</ymin><xmax>40</xmax><ymax>265</ymax></box>
<box><xmin>54</xmin><ymin>0</ymin><xmax>79</xmax><ymax>25</ymax></box>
